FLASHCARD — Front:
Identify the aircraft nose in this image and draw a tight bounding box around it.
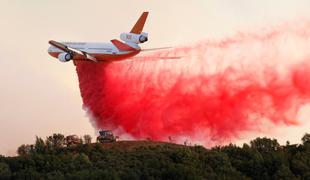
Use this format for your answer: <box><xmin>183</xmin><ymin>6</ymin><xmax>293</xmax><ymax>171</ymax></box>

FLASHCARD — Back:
<box><xmin>47</xmin><ymin>46</ymin><xmax>58</xmax><ymax>58</ymax></box>
<box><xmin>47</xmin><ymin>46</ymin><xmax>53</xmax><ymax>52</ymax></box>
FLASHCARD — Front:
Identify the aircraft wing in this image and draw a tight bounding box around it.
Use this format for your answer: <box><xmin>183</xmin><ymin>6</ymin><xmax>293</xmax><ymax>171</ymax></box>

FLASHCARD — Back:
<box><xmin>49</xmin><ymin>40</ymin><xmax>97</xmax><ymax>62</ymax></box>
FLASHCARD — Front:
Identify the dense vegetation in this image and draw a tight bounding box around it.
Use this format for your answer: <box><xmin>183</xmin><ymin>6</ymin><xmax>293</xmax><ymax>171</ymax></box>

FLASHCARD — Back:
<box><xmin>0</xmin><ymin>133</ymin><xmax>310</xmax><ymax>180</ymax></box>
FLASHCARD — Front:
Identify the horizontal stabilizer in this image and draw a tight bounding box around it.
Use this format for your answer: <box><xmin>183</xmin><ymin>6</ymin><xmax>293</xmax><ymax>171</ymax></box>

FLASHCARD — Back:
<box><xmin>141</xmin><ymin>47</ymin><xmax>173</xmax><ymax>52</ymax></box>
<box><xmin>127</xmin><ymin>56</ymin><xmax>183</xmax><ymax>61</ymax></box>
<box><xmin>111</xmin><ymin>39</ymin><xmax>137</xmax><ymax>51</ymax></box>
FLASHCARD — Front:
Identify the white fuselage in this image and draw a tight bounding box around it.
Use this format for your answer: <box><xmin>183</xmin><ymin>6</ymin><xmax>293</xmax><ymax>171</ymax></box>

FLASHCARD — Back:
<box><xmin>48</xmin><ymin>42</ymin><xmax>137</xmax><ymax>55</ymax></box>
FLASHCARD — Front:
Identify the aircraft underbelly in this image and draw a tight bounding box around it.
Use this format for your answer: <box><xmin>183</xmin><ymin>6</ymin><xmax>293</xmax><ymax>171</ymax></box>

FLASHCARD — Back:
<box><xmin>87</xmin><ymin>51</ymin><xmax>140</xmax><ymax>61</ymax></box>
<box><xmin>49</xmin><ymin>51</ymin><xmax>139</xmax><ymax>62</ymax></box>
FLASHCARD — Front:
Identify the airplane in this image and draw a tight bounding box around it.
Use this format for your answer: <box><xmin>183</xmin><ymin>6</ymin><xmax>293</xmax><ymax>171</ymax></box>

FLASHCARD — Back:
<box><xmin>48</xmin><ymin>12</ymin><xmax>178</xmax><ymax>65</ymax></box>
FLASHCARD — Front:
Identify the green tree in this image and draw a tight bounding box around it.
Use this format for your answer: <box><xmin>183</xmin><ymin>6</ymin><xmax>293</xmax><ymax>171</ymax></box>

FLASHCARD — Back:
<box><xmin>14</xmin><ymin>168</ymin><xmax>41</xmax><ymax>180</ymax></box>
<box><xmin>46</xmin><ymin>170</ymin><xmax>65</xmax><ymax>180</ymax></box>
<box><xmin>301</xmin><ymin>133</ymin><xmax>310</xmax><ymax>145</ymax></box>
<box><xmin>35</xmin><ymin>136</ymin><xmax>46</xmax><ymax>153</ymax></box>
<box><xmin>83</xmin><ymin>135</ymin><xmax>92</xmax><ymax>144</ymax></box>
<box><xmin>250</xmin><ymin>137</ymin><xmax>280</xmax><ymax>153</ymax></box>
<box><xmin>73</xmin><ymin>153</ymin><xmax>92</xmax><ymax>170</ymax></box>
<box><xmin>273</xmin><ymin>165</ymin><xmax>297</xmax><ymax>180</ymax></box>
<box><xmin>223</xmin><ymin>143</ymin><xmax>267</xmax><ymax>179</ymax></box>
<box><xmin>0</xmin><ymin>162</ymin><xmax>11</xmax><ymax>180</ymax></box>
<box><xmin>46</xmin><ymin>133</ymin><xmax>65</xmax><ymax>150</ymax></box>
<box><xmin>291</xmin><ymin>152</ymin><xmax>310</xmax><ymax>177</ymax></box>
<box><xmin>17</xmin><ymin>144</ymin><xmax>32</xmax><ymax>156</ymax></box>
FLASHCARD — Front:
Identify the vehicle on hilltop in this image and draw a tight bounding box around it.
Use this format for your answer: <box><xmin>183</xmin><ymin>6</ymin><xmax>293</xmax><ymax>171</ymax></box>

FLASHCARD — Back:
<box><xmin>97</xmin><ymin>130</ymin><xmax>117</xmax><ymax>143</ymax></box>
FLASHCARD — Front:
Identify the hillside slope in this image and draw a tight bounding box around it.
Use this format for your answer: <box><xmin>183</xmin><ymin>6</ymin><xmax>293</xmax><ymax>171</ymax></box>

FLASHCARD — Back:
<box><xmin>1</xmin><ymin>136</ymin><xmax>310</xmax><ymax>179</ymax></box>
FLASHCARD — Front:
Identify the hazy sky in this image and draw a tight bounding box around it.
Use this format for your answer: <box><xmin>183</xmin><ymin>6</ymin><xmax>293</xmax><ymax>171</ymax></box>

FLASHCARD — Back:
<box><xmin>1</xmin><ymin>0</ymin><xmax>310</xmax><ymax>155</ymax></box>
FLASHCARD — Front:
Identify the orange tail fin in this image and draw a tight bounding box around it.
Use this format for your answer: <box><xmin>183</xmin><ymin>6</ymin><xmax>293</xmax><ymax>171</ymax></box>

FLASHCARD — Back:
<box><xmin>130</xmin><ymin>12</ymin><xmax>149</xmax><ymax>34</ymax></box>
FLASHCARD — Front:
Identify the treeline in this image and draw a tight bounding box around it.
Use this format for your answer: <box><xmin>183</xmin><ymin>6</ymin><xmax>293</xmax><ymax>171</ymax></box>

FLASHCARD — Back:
<box><xmin>0</xmin><ymin>133</ymin><xmax>309</xmax><ymax>179</ymax></box>
<box><xmin>16</xmin><ymin>134</ymin><xmax>92</xmax><ymax>156</ymax></box>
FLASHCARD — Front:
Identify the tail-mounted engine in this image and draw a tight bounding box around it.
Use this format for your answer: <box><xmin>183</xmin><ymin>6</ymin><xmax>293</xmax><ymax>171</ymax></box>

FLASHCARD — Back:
<box><xmin>120</xmin><ymin>32</ymin><xmax>148</xmax><ymax>44</ymax></box>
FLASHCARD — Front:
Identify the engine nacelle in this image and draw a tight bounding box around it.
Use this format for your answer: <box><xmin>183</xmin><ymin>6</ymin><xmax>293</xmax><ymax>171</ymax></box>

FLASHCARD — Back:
<box><xmin>120</xmin><ymin>32</ymin><xmax>148</xmax><ymax>44</ymax></box>
<box><xmin>58</xmin><ymin>52</ymin><xmax>73</xmax><ymax>62</ymax></box>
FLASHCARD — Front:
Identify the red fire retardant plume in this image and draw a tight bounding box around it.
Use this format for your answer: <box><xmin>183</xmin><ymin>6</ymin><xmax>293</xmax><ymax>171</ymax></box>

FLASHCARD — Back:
<box><xmin>76</xmin><ymin>21</ymin><xmax>310</xmax><ymax>145</ymax></box>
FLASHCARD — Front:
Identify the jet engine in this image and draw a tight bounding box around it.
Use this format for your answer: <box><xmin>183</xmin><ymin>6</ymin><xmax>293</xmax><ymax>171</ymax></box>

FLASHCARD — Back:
<box><xmin>58</xmin><ymin>52</ymin><xmax>73</xmax><ymax>62</ymax></box>
<box><xmin>120</xmin><ymin>32</ymin><xmax>148</xmax><ymax>44</ymax></box>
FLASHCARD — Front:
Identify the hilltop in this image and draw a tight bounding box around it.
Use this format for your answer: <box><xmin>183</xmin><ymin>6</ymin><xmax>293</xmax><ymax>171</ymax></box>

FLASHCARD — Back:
<box><xmin>90</xmin><ymin>140</ymin><xmax>185</xmax><ymax>150</ymax></box>
<box><xmin>0</xmin><ymin>133</ymin><xmax>310</xmax><ymax>179</ymax></box>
